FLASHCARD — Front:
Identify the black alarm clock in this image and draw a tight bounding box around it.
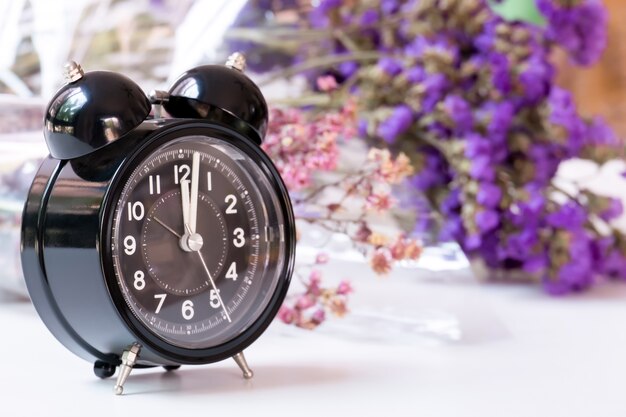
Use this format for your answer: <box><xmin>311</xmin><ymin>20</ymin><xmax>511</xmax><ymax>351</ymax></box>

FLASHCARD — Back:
<box><xmin>21</xmin><ymin>53</ymin><xmax>295</xmax><ymax>395</ymax></box>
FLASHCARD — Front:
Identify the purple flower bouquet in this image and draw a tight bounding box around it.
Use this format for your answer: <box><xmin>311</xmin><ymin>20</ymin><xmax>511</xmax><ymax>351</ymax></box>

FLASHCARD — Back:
<box><xmin>258</xmin><ymin>0</ymin><xmax>625</xmax><ymax>295</ymax></box>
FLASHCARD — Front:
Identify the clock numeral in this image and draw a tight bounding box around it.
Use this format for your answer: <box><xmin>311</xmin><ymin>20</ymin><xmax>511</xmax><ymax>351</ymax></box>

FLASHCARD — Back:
<box><xmin>123</xmin><ymin>236</ymin><xmax>136</xmax><ymax>255</ymax></box>
<box><xmin>209</xmin><ymin>289</ymin><xmax>221</xmax><ymax>309</ymax></box>
<box><xmin>207</xmin><ymin>171</ymin><xmax>212</xmax><ymax>191</ymax></box>
<box><xmin>149</xmin><ymin>175</ymin><xmax>161</xmax><ymax>195</ymax></box>
<box><xmin>127</xmin><ymin>201</ymin><xmax>145</xmax><ymax>221</ymax></box>
<box><xmin>154</xmin><ymin>294</ymin><xmax>167</xmax><ymax>314</ymax></box>
<box><xmin>225</xmin><ymin>194</ymin><xmax>237</xmax><ymax>214</ymax></box>
<box><xmin>174</xmin><ymin>164</ymin><xmax>190</xmax><ymax>185</ymax></box>
<box><xmin>233</xmin><ymin>227</ymin><xmax>245</xmax><ymax>248</ymax></box>
<box><xmin>182</xmin><ymin>300</ymin><xmax>194</xmax><ymax>320</ymax></box>
<box><xmin>133</xmin><ymin>270</ymin><xmax>145</xmax><ymax>290</ymax></box>
<box><xmin>226</xmin><ymin>261</ymin><xmax>238</xmax><ymax>281</ymax></box>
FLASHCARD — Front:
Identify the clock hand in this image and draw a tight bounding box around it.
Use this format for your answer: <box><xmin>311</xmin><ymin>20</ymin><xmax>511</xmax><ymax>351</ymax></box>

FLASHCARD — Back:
<box><xmin>152</xmin><ymin>216</ymin><xmax>181</xmax><ymax>239</ymax></box>
<box><xmin>189</xmin><ymin>152</ymin><xmax>200</xmax><ymax>234</ymax></box>
<box><xmin>181</xmin><ymin>178</ymin><xmax>191</xmax><ymax>229</ymax></box>
<box><xmin>180</xmin><ymin>178</ymin><xmax>191</xmax><ymax>251</ymax></box>
<box><xmin>185</xmin><ymin>224</ymin><xmax>232</xmax><ymax>323</ymax></box>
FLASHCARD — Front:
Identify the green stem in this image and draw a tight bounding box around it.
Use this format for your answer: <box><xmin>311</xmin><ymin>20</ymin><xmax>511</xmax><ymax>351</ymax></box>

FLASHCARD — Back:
<box><xmin>270</xmin><ymin>94</ymin><xmax>333</xmax><ymax>107</ymax></box>
<box><xmin>259</xmin><ymin>51</ymin><xmax>384</xmax><ymax>86</ymax></box>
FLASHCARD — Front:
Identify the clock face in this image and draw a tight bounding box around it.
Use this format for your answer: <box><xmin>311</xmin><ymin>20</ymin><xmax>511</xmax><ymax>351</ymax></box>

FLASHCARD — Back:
<box><xmin>109</xmin><ymin>135</ymin><xmax>290</xmax><ymax>350</ymax></box>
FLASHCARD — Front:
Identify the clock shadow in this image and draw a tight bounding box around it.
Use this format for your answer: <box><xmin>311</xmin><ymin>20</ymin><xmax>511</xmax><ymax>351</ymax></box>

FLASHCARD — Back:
<box><xmin>100</xmin><ymin>364</ymin><xmax>352</xmax><ymax>396</ymax></box>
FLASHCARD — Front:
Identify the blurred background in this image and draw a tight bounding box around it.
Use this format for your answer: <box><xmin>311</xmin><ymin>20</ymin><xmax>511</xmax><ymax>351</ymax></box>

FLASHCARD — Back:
<box><xmin>1</xmin><ymin>0</ymin><xmax>625</xmax><ymax>312</ymax></box>
<box><xmin>3</xmin><ymin>0</ymin><xmax>626</xmax><ymax>133</ymax></box>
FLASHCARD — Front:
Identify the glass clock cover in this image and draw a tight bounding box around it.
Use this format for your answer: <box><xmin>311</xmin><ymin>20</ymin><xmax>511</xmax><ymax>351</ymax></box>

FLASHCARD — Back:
<box><xmin>109</xmin><ymin>135</ymin><xmax>287</xmax><ymax>349</ymax></box>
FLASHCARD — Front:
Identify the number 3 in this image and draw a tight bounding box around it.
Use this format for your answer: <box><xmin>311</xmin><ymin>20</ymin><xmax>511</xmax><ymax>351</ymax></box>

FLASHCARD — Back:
<box><xmin>233</xmin><ymin>228</ymin><xmax>245</xmax><ymax>248</ymax></box>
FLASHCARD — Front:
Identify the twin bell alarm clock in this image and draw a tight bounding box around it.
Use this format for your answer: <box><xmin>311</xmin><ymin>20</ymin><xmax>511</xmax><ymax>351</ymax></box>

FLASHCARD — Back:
<box><xmin>21</xmin><ymin>53</ymin><xmax>295</xmax><ymax>395</ymax></box>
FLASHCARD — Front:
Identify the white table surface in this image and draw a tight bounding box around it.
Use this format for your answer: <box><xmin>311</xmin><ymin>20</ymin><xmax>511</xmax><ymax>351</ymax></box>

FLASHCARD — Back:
<box><xmin>2</xmin><ymin>256</ymin><xmax>626</xmax><ymax>417</ymax></box>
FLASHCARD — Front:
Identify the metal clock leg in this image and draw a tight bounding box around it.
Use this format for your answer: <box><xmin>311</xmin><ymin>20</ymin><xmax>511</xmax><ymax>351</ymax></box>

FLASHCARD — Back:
<box><xmin>232</xmin><ymin>351</ymin><xmax>254</xmax><ymax>379</ymax></box>
<box><xmin>114</xmin><ymin>343</ymin><xmax>141</xmax><ymax>395</ymax></box>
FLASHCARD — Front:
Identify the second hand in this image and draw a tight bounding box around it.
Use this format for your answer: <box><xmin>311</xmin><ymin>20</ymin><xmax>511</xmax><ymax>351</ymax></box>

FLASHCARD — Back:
<box><xmin>185</xmin><ymin>225</ymin><xmax>232</xmax><ymax>323</ymax></box>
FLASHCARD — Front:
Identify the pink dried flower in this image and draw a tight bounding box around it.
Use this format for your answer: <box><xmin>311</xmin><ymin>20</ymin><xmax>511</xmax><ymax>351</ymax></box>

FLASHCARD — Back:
<box><xmin>370</xmin><ymin>248</ymin><xmax>393</xmax><ymax>275</ymax></box>
<box><xmin>296</xmin><ymin>294</ymin><xmax>316</xmax><ymax>309</ymax></box>
<box><xmin>315</xmin><ymin>252</ymin><xmax>329</xmax><ymax>264</ymax></box>
<box><xmin>368</xmin><ymin>149</ymin><xmax>414</xmax><ymax>184</ymax></box>
<box><xmin>404</xmin><ymin>239</ymin><xmax>422</xmax><ymax>260</ymax></box>
<box><xmin>317</xmin><ymin>75</ymin><xmax>338</xmax><ymax>92</ymax></box>
<box><xmin>389</xmin><ymin>236</ymin><xmax>407</xmax><ymax>260</ymax></box>
<box><xmin>278</xmin><ymin>306</ymin><xmax>296</xmax><ymax>324</ymax></box>
<box><xmin>330</xmin><ymin>298</ymin><xmax>348</xmax><ymax>317</ymax></box>
<box><xmin>311</xmin><ymin>308</ymin><xmax>326</xmax><ymax>324</ymax></box>
<box><xmin>336</xmin><ymin>280</ymin><xmax>353</xmax><ymax>295</ymax></box>
<box><xmin>355</xmin><ymin>222</ymin><xmax>373</xmax><ymax>243</ymax></box>
<box><xmin>389</xmin><ymin>235</ymin><xmax>423</xmax><ymax>261</ymax></box>
<box><xmin>308</xmin><ymin>269</ymin><xmax>323</xmax><ymax>295</ymax></box>
<box><xmin>366</xmin><ymin>192</ymin><xmax>395</xmax><ymax>212</ymax></box>
<box><xmin>262</xmin><ymin>107</ymin><xmax>352</xmax><ymax>192</ymax></box>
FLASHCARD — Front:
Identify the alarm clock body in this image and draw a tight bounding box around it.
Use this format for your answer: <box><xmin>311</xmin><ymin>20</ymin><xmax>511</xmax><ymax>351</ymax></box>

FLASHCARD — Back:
<box><xmin>21</xmin><ymin>118</ymin><xmax>295</xmax><ymax>367</ymax></box>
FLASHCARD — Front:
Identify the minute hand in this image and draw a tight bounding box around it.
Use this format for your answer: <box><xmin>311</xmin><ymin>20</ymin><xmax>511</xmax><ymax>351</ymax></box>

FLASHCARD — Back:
<box><xmin>189</xmin><ymin>152</ymin><xmax>200</xmax><ymax>234</ymax></box>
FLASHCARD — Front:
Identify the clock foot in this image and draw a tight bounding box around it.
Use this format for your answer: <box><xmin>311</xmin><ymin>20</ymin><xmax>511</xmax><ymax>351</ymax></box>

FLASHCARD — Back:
<box><xmin>94</xmin><ymin>360</ymin><xmax>116</xmax><ymax>379</ymax></box>
<box><xmin>113</xmin><ymin>343</ymin><xmax>141</xmax><ymax>395</ymax></box>
<box><xmin>163</xmin><ymin>365</ymin><xmax>180</xmax><ymax>372</ymax></box>
<box><xmin>232</xmin><ymin>351</ymin><xmax>254</xmax><ymax>379</ymax></box>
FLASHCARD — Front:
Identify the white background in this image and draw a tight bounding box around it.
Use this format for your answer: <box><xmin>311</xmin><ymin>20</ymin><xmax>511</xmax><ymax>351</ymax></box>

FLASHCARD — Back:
<box><xmin>2</xmin><ymin>257</ymin><xmax>626</xmax><ymax>417</ymax></box>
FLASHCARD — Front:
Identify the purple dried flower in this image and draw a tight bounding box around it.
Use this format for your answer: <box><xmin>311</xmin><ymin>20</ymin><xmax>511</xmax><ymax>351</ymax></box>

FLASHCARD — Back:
<box><xmin>474</xmin><ymin>18</ymin><xmax>500</xmax><ymax>53</ymax></box>
<box><xmin>546</xmin><ymin>202</ymin><xmax>587</xmax><ymax>229</ymax></box>
<box><xmin>545</xmin><ymin>229</ymin><xmax>594</xmax><ymax>295</ymax></box>
<box><xmin>503</xmin><ymin>228</ymin><xmax>540</xmax><ymax>261</ymax></box>
<box><xmin>442</xmin><ymin>95</ymin><xmax>473</xmax><ymax>133</ymax></box>
<box><xmin>439</xmin><ymin>216</ymin><xmax>464</xmax><ymax>242</ymax></box>
<box><xmin>358</xmin><ymin>119</ymin><xmax>368</xmax><ymax>137</ymax></box>
<box><xmin>528</xmin><ymin>144</ymin><xmax>560</xmax><ymax>184</ymax></box>
<box><xmin>309</xmin><ymin>0</ymin><xmax>341</xmax><ymax>28</ymax></box>
<box><xmin>476</xmin><ymin>209</ymin><xmax>500</xmax><ymax>233</ymax></box>
<box><xmin>478</xmin><ymin>101</ymin><xmax>514</xmax><ymax>140</ymax></box>
<box><xmin>487</xmin><ymin>53</ymin><xmax>512</xmax><ymax>95</ymax></box>
<box><xmin>378</xmin><ymin>57</ymin><xmax>403</xmax><ymax>76</ymax></box>
<box><xmin>477</xmin><ymin>182</ymin><xmax>502</xmax><ymax>208</ymax></box>
<box><xmin>405</xmin><ymin>36</ymin><xmax>458</xmax><ymax>64</ymax></box>
<box><xmin>420</xmin><ymin>73</ymin><xmax>449</xmax><ymax>113</ymax></box>
<box><xmin>537</xmin><ymin>0</ymin><xmax>608</xmax><ymax>66</ymax></box>
<box><xmin>441</xmin><ymin>188</ymin><xmax>462</xmax><ymax>215</ymax></box>
<box><xmin>519</xmin><ymin>52</ymin><xmax>554</xmax><ymax>104</ymax></box>
<box><xmin>405</xmin><ymin>66</ymin><xmax>426</xmax><ymax>83</ymax></box>
<box><xmin>599</xmin><ymin>198</ymin><xmax>624</xmax><ymax>222</ymax></box>
<box><xmin>411</xmin><ymin>148</ymin><xmax>448</xmax><ymax>191</ymax></box>
<box><xmin>470</xmin><ymin>155</ymin><xmax>496</xmax><ymax>182</ymax></box>
<box><xmin>381</xmin><ymin>0</ymin><xmax>400</xmax><ymax>15</ymax></box>
<box><xmin>360</xmin><ymin>8</ymin><xmax>379</xmax><ymax>26</ymax></box>
<box><xmin>377</xmin><ymin>105</ymin><xmax>414</xmax><ymax>143</ymax></box>
<box><xmin>465</xmin><ymin>133</ymin><xmax>502</xmax><ymax>181</ymax></box>
<box><xmin>585</xmin><ymin>116</ymin><xmax>619</xmax><ymax>147</ymax></box>
<box><xmin>547</xmin><ymin>87</ymin><xmax>586</xmax><ymax>155</ymax></box>
<box><xmin>339</xmin><ymin>61</ymin><xmax>359</xmax><ymax>78</ymax></box>
<box><xmin>465</xmin><ymin>234</ymin><xmax>482</xmax><ymax>251</ymax></box>
<box><xmin>595</xmin><ymin>237</ymin><xmax>626</xmax><ymax>278</ymax></box>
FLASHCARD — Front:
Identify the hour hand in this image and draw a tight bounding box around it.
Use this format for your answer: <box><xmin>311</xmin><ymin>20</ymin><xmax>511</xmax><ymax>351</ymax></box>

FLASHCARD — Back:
<box><xmin>180</xmin><ymin>179</ymin><xmax>191</xmax><ymax>251</ymax></box>
<box><xmin>181</xmin><ymin>179</ymin><xmax>191</xmax><ymax>228</ymax></box>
